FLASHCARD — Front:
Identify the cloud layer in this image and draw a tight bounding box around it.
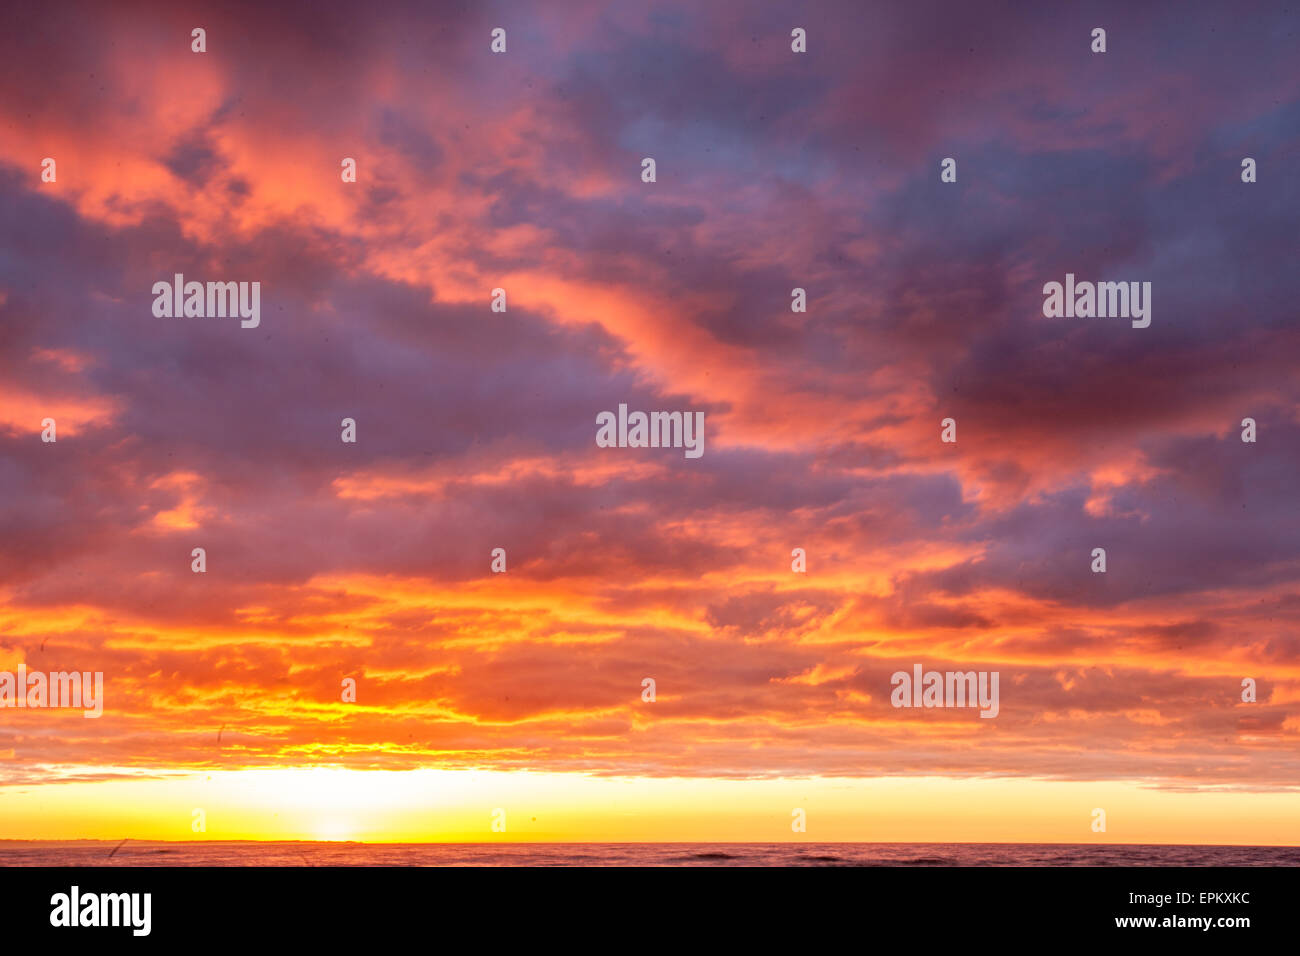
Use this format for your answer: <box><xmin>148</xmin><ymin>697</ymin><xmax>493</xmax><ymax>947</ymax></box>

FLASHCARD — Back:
<box><xmin>1</xmin><ymin>0</ymin><xmax>1298</xmax><ymax>792</ymax></box>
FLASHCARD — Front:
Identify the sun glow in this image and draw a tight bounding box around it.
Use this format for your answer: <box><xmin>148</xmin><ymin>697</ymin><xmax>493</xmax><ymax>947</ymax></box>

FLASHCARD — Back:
<box><xmin>2</xmin><ymin>770</ymin><xmax>1299</xmax><ymax>845</ymax></box>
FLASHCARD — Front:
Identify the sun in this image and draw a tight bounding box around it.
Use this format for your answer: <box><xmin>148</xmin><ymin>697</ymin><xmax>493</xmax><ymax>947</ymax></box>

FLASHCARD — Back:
<box><xmin>312</xmin><ymin>820</ymin><xmax>358</xmax><ymax>842</ymax></box>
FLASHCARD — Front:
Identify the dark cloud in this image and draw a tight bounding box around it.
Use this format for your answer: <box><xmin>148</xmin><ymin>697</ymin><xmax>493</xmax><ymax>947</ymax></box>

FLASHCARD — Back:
<box><xmin>0</xmin><ymin>0</ymin><xmax>1297</xmax><ymax>792</ymax></box>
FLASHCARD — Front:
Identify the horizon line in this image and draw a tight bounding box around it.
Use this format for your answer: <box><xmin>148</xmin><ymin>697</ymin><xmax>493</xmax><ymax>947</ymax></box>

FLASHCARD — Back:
<box><xmin>6</xmin><ymin>838</ymin><xmax>1298</xmax><ymax>848</ymax></box>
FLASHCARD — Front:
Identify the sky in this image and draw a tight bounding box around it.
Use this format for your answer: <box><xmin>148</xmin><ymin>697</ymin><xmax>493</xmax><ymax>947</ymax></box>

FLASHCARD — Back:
<box><xmin>1</xmin><ymin>0</ymin><xmax>1299</xmax><ymax>844</ymax></box>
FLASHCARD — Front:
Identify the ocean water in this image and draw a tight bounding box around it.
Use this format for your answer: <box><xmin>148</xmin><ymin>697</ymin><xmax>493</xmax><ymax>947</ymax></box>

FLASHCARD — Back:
<box><xmin>1</xmin><ymin>841</ymin><xmax>1297</xmax><ymax>866</ymax></box>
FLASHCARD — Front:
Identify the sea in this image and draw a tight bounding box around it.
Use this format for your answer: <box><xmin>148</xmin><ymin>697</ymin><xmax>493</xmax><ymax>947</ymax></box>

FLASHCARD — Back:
<box><xmin>2</xmin><ymin>841</ymin><xmax>1297</xmax><ymax>866</ymax></box>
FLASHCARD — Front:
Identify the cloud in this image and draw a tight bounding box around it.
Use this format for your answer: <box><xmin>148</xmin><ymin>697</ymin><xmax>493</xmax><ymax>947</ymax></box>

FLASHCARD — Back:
<box><xmin>0</xmin><ymin>0</ymin><xmax>1297</xmax><ymax>793</ymax></box>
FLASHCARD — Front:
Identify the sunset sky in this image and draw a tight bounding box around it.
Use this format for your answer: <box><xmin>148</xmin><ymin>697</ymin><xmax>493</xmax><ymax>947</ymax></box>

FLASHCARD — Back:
<box><xmin>2</xmin><ymin>0</ymin><xmax>1299</xmax><ymax>844</ymax></box>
